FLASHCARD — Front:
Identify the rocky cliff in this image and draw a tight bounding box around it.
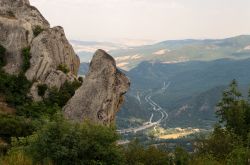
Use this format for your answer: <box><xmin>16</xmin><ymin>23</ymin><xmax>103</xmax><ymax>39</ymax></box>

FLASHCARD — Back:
<box><xmin>0</xmin><ymin>0</ymin><xmax>79</xmax><ymax>101</ymax></box>
<box><xmin>63</xmin><ymin>50</ymin><xmax>130</xmax><ymax>125</ymax></box>
<box><xmin>0</xmin><ymin>0</ymin><xmax>129</xmax><ymax>124</ymax></box>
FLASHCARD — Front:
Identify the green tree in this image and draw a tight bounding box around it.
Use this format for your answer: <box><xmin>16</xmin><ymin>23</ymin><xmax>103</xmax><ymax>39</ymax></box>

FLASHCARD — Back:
<box><xmin>217</xmin><ymin>80</ymin><xmax>249</xmax><ymax>138</ymax></box>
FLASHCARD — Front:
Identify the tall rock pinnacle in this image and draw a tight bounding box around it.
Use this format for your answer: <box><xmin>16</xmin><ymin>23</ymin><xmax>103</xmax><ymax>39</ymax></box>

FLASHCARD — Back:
<box><xmin>63</xmin><ymin>50</ymin><xmax>130</xmax><ymax>125</ymax></box>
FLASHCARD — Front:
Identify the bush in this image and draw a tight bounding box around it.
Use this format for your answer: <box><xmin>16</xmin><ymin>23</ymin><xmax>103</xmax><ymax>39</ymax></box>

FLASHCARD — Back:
<box><xmin>0</xmin><ymin>115</ymin><xmax>35</xmax><ymax>143</ymax></box>
<box><xmin>22</xmin><ymin>47</ymin><xmax>31</xmax><ymax>72</ymax></box>
<box><xmin>33</xmin><ymin>26</ymin><xmax>43</xmax><ymax>37</ymax></box>
<box><xmin>0</xmin><ymin>45</ymin><xmax>6</xmax><ymax>67</ymax></box>
<box><xmin>45</xmin><ymin>81</ymin><xmax>81</xmax><ymax>107</ymax></box>
<box><xmin>124</xmin><ymin>140</ymin><xmax>171</xmax><ymax>165</ymax></box>
<box><xmin>17</xmin><ymin>102</ymin><xmax>60</xmax><ymax>119</ymax></box>
<box><xmin>0</xmin><ymin>71</ymin><xmax>31</xmax><ymax>106</ymax></box>
<box><xmin>25</xmin><ymin>114</ymin><xmax>124</xmax><ymax>165</ymax></box>
<box><xmin>57</xmin><ymin>64</ymin><xmax>70</xmax><ymax>74</ymax></box>
<box><xmin>37</xmin><ymin>84</ymin><xmax>48</xmax><ymax>97</ymax></box>
<box><xmin>6</xmin><ymin>11</ymin><xmax>15</xmax><ymax>18</ymax></box>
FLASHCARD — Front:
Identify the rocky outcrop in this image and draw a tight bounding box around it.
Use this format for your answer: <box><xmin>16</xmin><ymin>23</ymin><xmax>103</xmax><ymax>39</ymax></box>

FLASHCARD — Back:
<box><xmin>0</xmin><ymin>0</ymin><xmax>50</xmax><ymax>74</ymax></box>
<box><xmin>63</xmin><ymin>50</ymin><xmax>130</xmax><ymax>125</ymax></box>
<box><xmin>0</xmin><ymin>0</ymin><xmax>130</xmax><ymax>124</ymax></box>
<box><xmin>25</xmin><ymin>26</ymin><xmax>79</xmax><ymax>82</ymax></box>
<box><xmin>0</xmin><ymin>0</ymin><xmax>80</xmax><ymax>100</ymax></box>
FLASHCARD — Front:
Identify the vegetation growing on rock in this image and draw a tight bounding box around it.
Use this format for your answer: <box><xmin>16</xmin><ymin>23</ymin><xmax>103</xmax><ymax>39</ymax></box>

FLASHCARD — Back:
<box><xmin>21</xmin><ymin>47</ymin><xmax>31</xmax><ymax>73</ymax></box>
<box><xmin>57</xmin><ymin>64</ymin><xmax>70</xmax><ymax>74</ymax></box>
<box><xmin>33</xmin><ymin>26</ymin><xmax>44</xmax><ymax>37</ymax></box>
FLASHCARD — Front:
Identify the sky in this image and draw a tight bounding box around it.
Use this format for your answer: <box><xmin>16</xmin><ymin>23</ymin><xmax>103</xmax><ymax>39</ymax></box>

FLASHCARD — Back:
<box><xmin>30</xmin><ymin>0</ymin><xmax>250</xmax><ymax>43</ymax></box>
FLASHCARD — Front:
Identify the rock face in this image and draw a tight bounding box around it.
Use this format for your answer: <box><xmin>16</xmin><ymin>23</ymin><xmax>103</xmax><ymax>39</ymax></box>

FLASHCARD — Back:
<box><xmin>0</xmin><ymin>0</ymin><xmax>50</xmax><ymax>74</ymax></box>
<box><xmin>26</xmin><ymin>26</ymin><xmax>79</xmax><ymax>101</ymax></box>
<box><xmin>0</xmin><ymin>0</ymin><xmax>79</xmax><ymax>100</ymax></box>
<box><xmin>63</xmin><ymin>50</ymin><xmax>130</xmax><ymax>125</ymax></box>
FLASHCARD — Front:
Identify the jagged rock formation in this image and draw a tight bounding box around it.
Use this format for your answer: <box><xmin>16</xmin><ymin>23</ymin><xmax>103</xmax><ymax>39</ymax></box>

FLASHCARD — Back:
<box><xmin>0</xmin><ymin>0</ymin><xmax>79</xmax><ymax>100</ymax></box>
<box><xmin>63</xmin><ymin>50</ymin><xmax>130</xmax><ymax>125</ymax></box>
<box><xmin>0</xmin><ymin>0</ymin><xmax>129</xmax><ymax>124</ymax></box>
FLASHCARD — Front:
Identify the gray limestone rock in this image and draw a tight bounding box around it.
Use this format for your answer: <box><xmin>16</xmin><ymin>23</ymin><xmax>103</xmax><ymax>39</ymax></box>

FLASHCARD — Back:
<box><xmin>0</xmin><ymin>0</ymin><xmax>50</xmax><ymax>74</ymax></box>
<box><xmin>63</xmin><ymin>50</ymin><xmax>130</xmax><ymax>125</ymax></box>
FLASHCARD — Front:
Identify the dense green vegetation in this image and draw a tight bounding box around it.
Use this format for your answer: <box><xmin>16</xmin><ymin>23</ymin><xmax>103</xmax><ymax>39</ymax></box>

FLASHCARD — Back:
<box><xmin>0</xmin><ymin>71</ymin><xmax>32</xmax><ymax>107</ymax></box>
<box><xmin>22</xmin><ymin>47</ymin><xmax>31</xmax><ymax>73</ymax></box>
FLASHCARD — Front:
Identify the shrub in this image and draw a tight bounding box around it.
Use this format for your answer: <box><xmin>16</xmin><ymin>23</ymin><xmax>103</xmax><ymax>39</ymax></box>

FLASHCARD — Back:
<box><xmin>33</xmin><ymin>26</ymin><xmax>43</xmax><ymax>37</ymax></box>
<box><xmin>45</xmin><ymin>81</ymin><xmax>81</xmax><ymax>107</ymax></box>
<box><xmin>57</xmin><ymin>64</ymin><xmax>70</xmax><ymax>74</ymax></box>
<box><xmin>0</xmin><ymin>71</ymin><xmax>32</xmax><ymax>106</ymax></box>
<box><xmin>25</xmin><ymin>114</ymin><xmax>124</xmax><ymax>165</ymax></box>
<box><xmin>124</xmin><ymin>140</ymin><xmax>171</xmax><ymax>165</ymax></box>
<box><xmin>0</xmin><ymin>45</ymin><xmax>6</xmax><ymax>67</ymax></box>
<box><xmin>17</xmin><ymin>102</ymin><xmax>60</xmax><ymax>119</ymax></box>
<box><xmin>226</xmin><ymin>147</ymin><xmax>250</xmax><ymax>165</ymax></box>
<box><xmin>22</xmin><ymin>47</ymin><xmax>31</xmax><ymax>72</ymax></box>
<box><xmin>0</xmin><ymin>115</ymin><xmax>35</xmax><ymax>143</ymax></box>
<box><xmin>37</xmin><ymin>84</ymin><xmax>48</xmax><ymax>97</ymax></box>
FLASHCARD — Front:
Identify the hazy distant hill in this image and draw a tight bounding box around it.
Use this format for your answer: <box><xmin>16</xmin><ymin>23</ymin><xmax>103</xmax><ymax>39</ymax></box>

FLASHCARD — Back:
<box><xmin>109</xmin><ymin>35</ymin><xmax>250</xmax><ymax>70</ymax></box>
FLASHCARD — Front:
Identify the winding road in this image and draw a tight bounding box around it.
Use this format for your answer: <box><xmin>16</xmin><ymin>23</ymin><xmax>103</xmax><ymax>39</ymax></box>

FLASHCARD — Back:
<box><xmin>117</xmin><ymin>82</ymin><xmax>170</xmax><ymax>134</ymax></box>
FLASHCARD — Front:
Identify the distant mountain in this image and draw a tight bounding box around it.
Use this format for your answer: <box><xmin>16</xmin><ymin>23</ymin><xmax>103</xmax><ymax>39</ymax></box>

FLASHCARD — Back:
<box><xmin>70</xmin><ymin>40</ymin><xmax>129</xmax><ymax>62</ymax></box>
<box><xmin>109</xmin><ymin>35</ymin><xmax>250</xmax><ymax>70</ymax></box>
<box><xmin>78</xmin><ymin>62</ymin><xmax>89</xmax><ymax>76</ymax></box>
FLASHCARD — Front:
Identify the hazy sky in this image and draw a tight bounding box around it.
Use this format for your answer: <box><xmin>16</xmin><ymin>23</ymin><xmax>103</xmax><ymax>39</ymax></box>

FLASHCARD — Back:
<box><xmin>30</xmin><ymin>0</ymin><xmax>250</xmax><ymax>42</ymax></box>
